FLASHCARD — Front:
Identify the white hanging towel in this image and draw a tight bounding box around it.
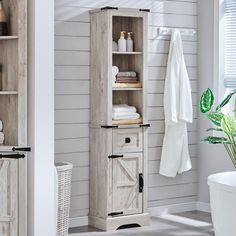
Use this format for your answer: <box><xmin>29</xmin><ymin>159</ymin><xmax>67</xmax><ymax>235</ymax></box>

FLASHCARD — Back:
<box><xmin>159</xmin><ymin>30</ymin><xmax>193</xmax><ymax>177</ymax></box>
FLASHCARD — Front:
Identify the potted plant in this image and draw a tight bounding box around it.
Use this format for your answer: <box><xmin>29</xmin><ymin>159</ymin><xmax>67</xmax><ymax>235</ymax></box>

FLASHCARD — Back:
<box><xmin>200</xmin><ymin>88</ymin><xmax>236</xmax><ymax>236</ymax></box>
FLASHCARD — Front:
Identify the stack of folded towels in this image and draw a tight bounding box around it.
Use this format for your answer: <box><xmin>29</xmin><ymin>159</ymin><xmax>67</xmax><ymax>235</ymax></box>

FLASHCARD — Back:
<box><xmin>112</xmin><ymin>66</ymin><xmax>138</xmax><ymax>84</ymax></box>
<box><xmin>0</xmin><ymin>120</ymin><xmax>4</xmax><ymax>145</ymax></box>
<box><xmin>112</xmin><ymin>104</ymin><xmax>140</xmax><ymax>120</ymax></box>
<box><xmin>116</xmin><ymin>71</ymin><xmax>138</xmax><ymax>83</ymax></box>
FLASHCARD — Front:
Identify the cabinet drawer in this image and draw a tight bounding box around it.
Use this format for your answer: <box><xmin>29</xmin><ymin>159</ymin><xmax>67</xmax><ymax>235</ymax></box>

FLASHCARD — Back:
<box><xmin>113</xmin><ymin>128</ymin><xmax>143</xmax><ymax>153</ymax></box>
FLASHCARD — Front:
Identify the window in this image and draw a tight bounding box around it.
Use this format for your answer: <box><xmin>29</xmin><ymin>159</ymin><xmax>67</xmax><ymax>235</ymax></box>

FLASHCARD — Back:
<box><xmin>224</xmin><ymin>0</ymin><xmax>236</xmax><ymax>88</ymax></box>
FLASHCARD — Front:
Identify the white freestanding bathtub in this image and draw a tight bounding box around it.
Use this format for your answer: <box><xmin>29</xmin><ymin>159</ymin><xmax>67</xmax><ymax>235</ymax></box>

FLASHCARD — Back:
<box><xmin>208</xmin><ymin>172</ymin><xmax>236</xmax><ymax>236</ymax></box>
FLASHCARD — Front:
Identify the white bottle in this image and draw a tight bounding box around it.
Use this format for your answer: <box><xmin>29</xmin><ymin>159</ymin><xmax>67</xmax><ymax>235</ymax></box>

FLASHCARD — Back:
<box><xmin>118</xmin><ymin>31</ymin><xmax>126</xmax><ymax>52</ymax></box>
<box><xmin>126</xmin><ymin>32</ymin><xmax>133</xmax><ymax>52</ymax></box>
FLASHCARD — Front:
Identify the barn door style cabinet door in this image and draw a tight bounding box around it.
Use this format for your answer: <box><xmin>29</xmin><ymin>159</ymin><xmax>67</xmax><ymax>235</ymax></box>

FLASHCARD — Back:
<box><xmin>90</xmin><ymin>7</ymin><xmax>150</xmax><ymax>231</ymax></box>
<box><xmin>0</xmin><ymin>0</ymin><xmax>28</xmax><ymax>236</ymax></box>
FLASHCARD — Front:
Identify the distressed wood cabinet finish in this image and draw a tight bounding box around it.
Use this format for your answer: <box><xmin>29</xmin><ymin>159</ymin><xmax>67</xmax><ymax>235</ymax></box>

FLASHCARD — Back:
<box><xmin>89</xmin><ymin>8</ymin><xmax>149</xmax><ymax>231</ymax></box>
<box><xmin>112</xmin><ymin>153</ymin><xmax>143</xmax><ymax>216</ymax></box>
<box><xmin>0</xmin><ymin>160</ymin><xmax>18</xmax><ymax>236</ymax></box>
<box><xmin>0</xmin><ymin>0</ymin><xmax>27</xmax><ymax>235</ymax></box>
<box><xmin>113</xmin><ymin>128</ymin><xmax>143</xmax><ymax>154</ymax></box>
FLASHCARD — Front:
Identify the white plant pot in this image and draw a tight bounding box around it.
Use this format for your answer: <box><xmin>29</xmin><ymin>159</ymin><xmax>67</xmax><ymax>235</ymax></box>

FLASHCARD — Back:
<box><xmin>208</xmin><ymin>171</ymin><xmax>236</xmax><ymax>236</ymax></box>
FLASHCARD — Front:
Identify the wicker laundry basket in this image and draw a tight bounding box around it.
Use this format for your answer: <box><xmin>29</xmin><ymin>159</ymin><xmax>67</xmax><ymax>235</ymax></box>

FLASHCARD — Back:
<box><xmin>56</xmin><ymin>162</ymin><xmax>73</xmax><ymax>236</ymax></box>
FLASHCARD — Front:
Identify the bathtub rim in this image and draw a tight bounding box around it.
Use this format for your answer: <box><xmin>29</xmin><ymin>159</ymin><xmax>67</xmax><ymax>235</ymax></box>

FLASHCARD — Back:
<box><xmin>208</xmin><ymin>171</ymin><xmax>236</xmax><ymax>193</ymax></box>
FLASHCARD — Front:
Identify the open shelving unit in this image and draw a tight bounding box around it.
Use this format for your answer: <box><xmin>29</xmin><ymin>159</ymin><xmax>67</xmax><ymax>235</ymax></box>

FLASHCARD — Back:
<box><xmin>0</xmin><ymin>0</ymin><xmax>27</xmax><ymax>236</ymax></box>
<box><xmin>90</xmin><ymin>7</ymin><xmax>150</xmax><ymax>231</ymax></box>
<box><xmin>0</xmin><ymin>0</ymin><xmax>27</xmax><ymax>147</ymax></box>
<box><xmin>111</xmin><ymin>13</ymin><xmax>146</xmax><ymax>125</ymax></box>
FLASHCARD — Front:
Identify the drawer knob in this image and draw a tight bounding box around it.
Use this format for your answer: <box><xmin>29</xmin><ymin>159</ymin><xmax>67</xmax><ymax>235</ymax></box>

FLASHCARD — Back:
<box><xmin>125</xmin><ymin>137</ymin><xmax>131</xmax><ymax>143</ymax></box>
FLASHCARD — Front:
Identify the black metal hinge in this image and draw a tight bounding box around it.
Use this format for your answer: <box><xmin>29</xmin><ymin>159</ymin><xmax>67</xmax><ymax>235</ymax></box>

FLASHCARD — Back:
<box><xmin>139</xmin><ymin>8</ymin><xmax>150</xmax><ymax>12</ymax></box>
<box><xmin>139</xmin><ymin>124</ymin><xmax>150</xmax><ymax>128</ymax></box>
<box><xmin>108</xmin><ymin>211</ymin><xmax>123</xmax><ymax>217</ymax></box>
<box><xmin>101</xmin><ymin>6</ymin><xmax>118</xmax><ymax>11</ymax></box>
<box><xmin>12</xmin><ymin>146</ymin><xmax>31</xmax><ymax>152</ymax></box>
<box><xmin>0</xmin><ymin>153</ymin><xmax>25</xmax><ymax>159</ymax></box>
<box><xmin>101</xmin><ymin>125</ymin><xmax>118</xmax><ymax>129</ymax></box>
<box><xmin>139</xmin><ymin>173</ymin><xmax>144</xmax><ymax>193</ymax></box>
<box><xmin>108</xmin><ymin>154</ymin><xmax>123</xmax><ymax>159</ymax></box>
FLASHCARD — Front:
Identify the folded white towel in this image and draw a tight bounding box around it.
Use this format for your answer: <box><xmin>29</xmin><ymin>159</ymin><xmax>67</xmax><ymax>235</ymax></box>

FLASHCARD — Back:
<box><xmin>113</xmin><ymin>104</ymin><xmax>136</xmax><ymax>113</ymax></box>
<box><xmin>0</xmin><ymin>132</ymin><xmax>4</xmax><ymax>144</ymax></box>
<box><xmin>112</xmin><ymin>112</ymin><xmax>140</xmax><ymax>120</ymax></box>
<box><xmin>117</xmin><ymin>71</ymin><xmax>136</xmax><ymax>77</ymax></box>
<box><xmin>0</xmin><ymin>120</ymin><xmax>3</xmax><ymax>132</ymax></box>
<box><xmin>112</xmin><ymin>66</ymin><xmax>119</xmax><ymax>76</ymax></box>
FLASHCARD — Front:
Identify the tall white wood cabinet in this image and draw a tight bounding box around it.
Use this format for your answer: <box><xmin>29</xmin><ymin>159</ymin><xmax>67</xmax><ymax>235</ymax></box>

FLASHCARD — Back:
<box><xmin>0</xmin><ymin>1</ymin><xmax>28</xmax><ymax>236</ymax></box>
<box><xmin>89</xmin><ymin>7</ymin><xmax>150</xmax><ymax>231</ymax></box>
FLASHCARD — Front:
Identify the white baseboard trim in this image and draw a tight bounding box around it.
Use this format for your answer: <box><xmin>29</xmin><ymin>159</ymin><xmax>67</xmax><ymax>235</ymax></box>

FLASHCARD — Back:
<box><xmin>196</xmin><ymin>201</ymin><xmax>211</xmax><ymax>213</ymax></box>
<box><xmin>149</xmin><ymin>201</ymin><xmax>211</xmax><ymax>217</ymax></box>
<box><xmin>69</xmin><ymin>201</ymin><xmax>211</xmax><ymax>228</ymax></box>
<box><xmin>148</xmin><ymin>201</ymin><xmax>198</xmax><ymax>216</ymax></box>
<box><xmin>69</xmin><ymin>216</ymin><xmax>88</xmax><ymax>228</ymax></box>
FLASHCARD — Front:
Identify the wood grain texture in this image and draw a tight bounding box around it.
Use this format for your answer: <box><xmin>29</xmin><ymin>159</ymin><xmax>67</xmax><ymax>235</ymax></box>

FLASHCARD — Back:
<box><xmin>89</xmin><ymin>9</ymin><xmax>149</xmax><ymax>230</ymax></box>
<box><xmin>112</xmin><ymin>153</ymin><xmax>143</xmax><ymax>215</ymax></box>
<box><xmin>54</xmin><ymin>0</ymin><xmax>199</xmax><ymax>221</ymax></box>
<box><xmin>112</xmin><ymin>128</ymin><xmax>143</xmax><ymax>154</ymax></box>
<box><xmin>89</xmin><ymin>213</ymin><xmax>149</xmax><ymax>231</ymax></box>
<box><xmin>0</xmin><ymin>1</ymin><xmax>27</xmax><ymax>236</ymax></box>
<box><xmin>0</xmin><ymin>160</ymin><xmax>18</xmax><ymax>236</ymax></box>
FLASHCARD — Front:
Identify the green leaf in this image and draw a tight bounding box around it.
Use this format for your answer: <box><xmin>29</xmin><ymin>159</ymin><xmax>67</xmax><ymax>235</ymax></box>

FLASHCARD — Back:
<box><xmin>202</xmin><ymin>136</ymin><xmax>231</xmax><ymax>144</ymax></box>
<box><xmin>221</xmin><ymin>115</ymin><xmax>236</xmax><ymax>134</ymax></box>
<box><xmin>216</xmin><ymin>90</ymin><xmax>236</xmax><ymax>111</ymax></box>
<box><xmin>206</xmin><ymin>127</ymin><xmax>223</xmax><ymax>132</ymax></box>
<box><xmin>207</xmin><ymin>112</ymin><xmax>224</xmax><ymax>126</ymax></box>
<box><xmin>200</xmin><ymin>88</ymin><xmax>214</xmax><ymax>113</ymax></box>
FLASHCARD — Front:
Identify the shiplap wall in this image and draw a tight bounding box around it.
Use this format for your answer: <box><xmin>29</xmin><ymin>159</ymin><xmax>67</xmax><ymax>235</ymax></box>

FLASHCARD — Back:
<box><xmin>55</xmin><ymin>0</ymin><xmax>198</xmax><ymax>219</ymax></box>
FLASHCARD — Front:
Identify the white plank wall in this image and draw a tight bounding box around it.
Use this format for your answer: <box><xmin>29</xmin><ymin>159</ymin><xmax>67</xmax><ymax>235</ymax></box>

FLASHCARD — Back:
<box><xmin>55</xmin><ymin>0</ymin><xmax>198</xmax><ymax>219</ymax></box>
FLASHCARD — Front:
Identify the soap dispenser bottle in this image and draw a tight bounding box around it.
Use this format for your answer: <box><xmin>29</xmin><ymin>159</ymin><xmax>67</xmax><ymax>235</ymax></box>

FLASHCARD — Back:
<box><xmin>118</xmin><ymin>31</ymin><xmax>126</xmax><ymax>52</ymax></box>
<box><xmin>127</xmin><ymin>32</ymin><xmax>133</xmax><ymax>52</ymax></box>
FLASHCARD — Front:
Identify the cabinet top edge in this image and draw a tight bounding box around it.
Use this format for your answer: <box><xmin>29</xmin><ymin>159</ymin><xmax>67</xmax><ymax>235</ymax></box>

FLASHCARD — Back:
<box><xmin>90</xmin><ymin>7</ymin><xmax>150</xmax><ymax>15</ymax></box>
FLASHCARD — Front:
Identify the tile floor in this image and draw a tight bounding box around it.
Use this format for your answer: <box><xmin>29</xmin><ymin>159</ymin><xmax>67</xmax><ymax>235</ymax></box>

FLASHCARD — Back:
<box><xmin>69</xmin><ymin>211</ymin><xmax>214</xmax><ymax>236</ymax></box>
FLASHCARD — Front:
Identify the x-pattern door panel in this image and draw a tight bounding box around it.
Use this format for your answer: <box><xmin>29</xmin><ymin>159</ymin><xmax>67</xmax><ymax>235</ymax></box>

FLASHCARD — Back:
<box><xmin>112</xmin><ymin>153</ymin><xmax>143</xmax><ymax>215</ymax></box>
<box><xmin>0</xmin><ymin>159</ymin><xmax>18</xmax><ymax>236</ymax></box>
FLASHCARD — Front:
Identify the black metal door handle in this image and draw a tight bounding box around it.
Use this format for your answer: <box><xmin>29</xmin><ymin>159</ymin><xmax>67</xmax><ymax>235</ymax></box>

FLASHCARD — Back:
<box><xmin>108</xmin><ymin>211</ymin><xmax>123</xmax><ymax>217</ymax></box>
<box><xmin>140</xmin><ymin>124</ymin><xmax>150</xmax><ymax>128</ymax></box>
<box><xmin>139</xmin><ymin>173</ymin><xmax>144</xmax><ymax>193</ymax></box>
<box><xmin>101</xmin><ymin>125</ymin><xmax>118</xmax><ymax>129</ymax></box>
<box><xmin>12</xmin><ymin>147</ymin><xmax>31</xmax><ymax>152</ymax></box>
<box><xmin>108</xmin><ymin>154</ymin><xmax>124</xmax><ymax>159</ymax></box>
<box><xmin>0</xmin><ymin>153</ymin><xmax>25</xmax><ymax>159</ymax></box>
<box><xmin>125</xmin><ymin>137</ymin><xmax>131</xmax><ymax>143</ymax></box>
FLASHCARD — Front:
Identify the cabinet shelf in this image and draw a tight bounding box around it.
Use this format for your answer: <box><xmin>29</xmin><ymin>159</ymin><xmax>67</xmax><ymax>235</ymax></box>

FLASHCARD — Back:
<box><xmin>0</xmin><ymin>36</ymin><xmax>18</xmax><ymax>40</ymax></box>
<box><xmin>0</xmin><ymin>145</ymin><xmax>15</xmax><ymax>151</ymax></box>
<box><xmin>112</xmin><ymin>117</ymin><xmax>143</xmax><ymax>125</ymax></box>
<box><xmin>112</xmin><ymin>51</ymin><xmax>142</xmax><ymax>55</ymax></box>
<box><xmin>0</xmin><ymin>91</ymin><xmax>18</xmax><ymax>95</ymax></box>
<box><xmin>112</xmin><ymin>87</ymin><xmax>142</xmax><ymax>91</ymax></box>
<box><xmin>112</xmin><ymin>82</ymin><xmax>142</xmax><ymax>90</ymax></box>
